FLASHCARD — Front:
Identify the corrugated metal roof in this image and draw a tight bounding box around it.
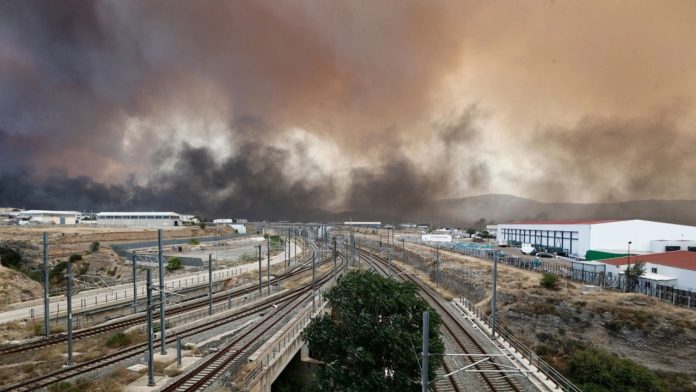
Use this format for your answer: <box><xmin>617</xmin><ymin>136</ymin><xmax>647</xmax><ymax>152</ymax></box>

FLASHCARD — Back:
<box><xmin>602</xmin><ymin>251</ymin><xmax>696</xmax><ymax>271</ymax></box>
<box><xmin>97</xmin><ymin>212</ymin><xmax>179</xmax><ymax>216</ymax></box>
<box><xmin>505</xmin><ymin>219</ymin><xmax>621</xmax><ymax>225</ymax></box>
<box><xmin>20</xmin><ymin>210</ymin><xmax>80</xmax><ymax>215</ymax></box>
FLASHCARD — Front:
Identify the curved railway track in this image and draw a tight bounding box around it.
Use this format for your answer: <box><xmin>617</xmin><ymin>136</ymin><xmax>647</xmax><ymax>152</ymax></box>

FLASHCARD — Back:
<box><xmin>0</xmin><ymin>248</ymin><xmax>322</xmax><ymax>357</ymax></box>
<box><xmin>356</xmin><ymin>247</ymin><xmax>523</xmax><ymax>392</ymax></box>
<box><xmin>0</xmin><ymin>250</ymin><xmax>342</xmax><ymax>392</ymax></box>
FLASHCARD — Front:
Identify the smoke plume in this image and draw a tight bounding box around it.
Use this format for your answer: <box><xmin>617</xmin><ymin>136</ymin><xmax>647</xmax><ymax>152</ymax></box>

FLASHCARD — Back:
<box><xmin>1</xmin><ymin>1</ymin><xmax>696</xmax><ymax>218</ymax></box>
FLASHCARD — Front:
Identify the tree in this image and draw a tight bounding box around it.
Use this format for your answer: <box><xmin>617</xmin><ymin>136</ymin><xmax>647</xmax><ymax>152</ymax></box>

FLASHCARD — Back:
<box><xmin>0</xmin><ymin>246</ymin><xmax>22</xmax><ymax>269</ymax></box>
<box><xmin>89</xmin><ymin>241</ymin><xmax>100</xmax><ymax>252</ymax></box>
<box><xmin>303</xmin><ymin>271</ymin><xmax>444</xmax><ymax>391</ymax></box>
<box><xmin>166</xmin><ymin>257</ymin><xmax>182</xmax><ymax>271</ymax></box>
<box><xmin>68</xmin><ymin>253</ymin><xmax>82</xmax><ymax>263</ymax></box>
<box><xmin>540</xmin><ymin>272</ymin><xmax>560</xmax><ymax>290</ymax></box>
<box><xmin>198</xmin><ymin>222</ymin><xmax>206</xmax><ymax>230</ymax></box>
<box><xmin>466</xmin><ymin>228</ymin><xmax>477</xmax><ymax>236</ymax></box>
<box><xmin>624</xmin><ymin>262</ymin><xmax>645</xmax><ymax>292</ymax></box>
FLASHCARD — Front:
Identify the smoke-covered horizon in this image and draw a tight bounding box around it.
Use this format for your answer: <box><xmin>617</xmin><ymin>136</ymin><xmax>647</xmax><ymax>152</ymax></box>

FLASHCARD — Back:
<box><xmin>2</xmin><ymin>1</ymin><xmax>696</xmax><ymax>218</ymax></box>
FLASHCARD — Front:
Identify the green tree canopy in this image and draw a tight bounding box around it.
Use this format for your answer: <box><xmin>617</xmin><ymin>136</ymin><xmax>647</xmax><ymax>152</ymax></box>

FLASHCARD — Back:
<box><xmin>303</xmin><ymin>270</ymin><xmax>444</xmax><ymax>391</ymax></box>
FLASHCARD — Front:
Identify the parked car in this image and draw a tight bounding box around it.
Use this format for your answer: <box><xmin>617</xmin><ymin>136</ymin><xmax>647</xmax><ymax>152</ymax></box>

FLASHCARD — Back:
<box><xmin>536</xmin><ymin>252</ymin><xmax>555</xmax><ymax>258</ymax></box>
<box><xmin>521</xmin><ymin>243</ymin><xmax>536</xmax><ymax>255</ymax></box>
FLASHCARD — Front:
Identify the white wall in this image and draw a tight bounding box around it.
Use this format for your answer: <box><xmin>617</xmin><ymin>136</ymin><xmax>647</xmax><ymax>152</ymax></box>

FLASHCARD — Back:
<box><xmin>97</xmin><ymin>218</ymin><xmax>179</xmax><ymax>227</ymax></box>
<box><xmin>589</xmin><ymin>220</ymin><xmax>696</xmax><ymax>253</ymax></box>
<box><xmin>645</xmin><ymin>263</ymin><xmax>696</xmax><ymax>291</ymax></box>
<box><xmin>496</xmin><ymin>223</ymin><xmax>591</xmax><ymax>256</ymax></box>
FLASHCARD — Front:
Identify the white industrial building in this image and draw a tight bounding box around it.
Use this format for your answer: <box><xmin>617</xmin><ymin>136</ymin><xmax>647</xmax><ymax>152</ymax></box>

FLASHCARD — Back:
<box><xmin>17</xmin><ymin>210</ymin><xmax>80</xmax><ymax>225</ymax></box>
<box><xmin>497</xmin><ymin>219</ymin><xmax>696</xmax><ymax>259</ymax></box>
<box><xmin>96</xmin><ymin>212</ymin><xmax>182</xmax><ymax>227</ymax></box>
<box><xmin>601</xmin><ymin>251</ymin><xmax>696</xmax><ymax>291</ymax></box>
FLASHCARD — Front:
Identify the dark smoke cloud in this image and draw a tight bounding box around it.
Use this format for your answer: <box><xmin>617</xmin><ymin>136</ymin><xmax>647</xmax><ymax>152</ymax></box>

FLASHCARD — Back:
<box><xmin>525</xmin><ymin>107</ymin><xmax>696</xmax><ymax>202</ymax></box>
<box><xmin>2</xmin><ymin>1</ymin><xmax>696</xmax><ymax>219</ymax></box>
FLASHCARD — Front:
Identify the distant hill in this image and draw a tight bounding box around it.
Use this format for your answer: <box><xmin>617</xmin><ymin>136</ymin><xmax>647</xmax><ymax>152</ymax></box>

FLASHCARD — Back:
<box><xmin>313</xmin><ymin>194</ymin><xmax>696</xmax><ymax>227</ymax></box>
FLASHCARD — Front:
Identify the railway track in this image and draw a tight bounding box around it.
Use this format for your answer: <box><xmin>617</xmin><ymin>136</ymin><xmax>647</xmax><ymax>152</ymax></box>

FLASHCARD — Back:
<box><xmin>356</xmin><ymin>247</ymin><xmax>523</xmax><ymax>392</ymax></box>
<box><xmin>0</xmin><ymin>250</ymin><xmax>342</xmax><ymax>392</ymax></box>
<box><xmin>0</xmin><ymin>248</ymin><xmax>322</xmax><ymax>357</ymax></box>
<box><xmin>159</xmin><ymin>254</ymin><xmax>344</xmax><ymax>391</ymax></box>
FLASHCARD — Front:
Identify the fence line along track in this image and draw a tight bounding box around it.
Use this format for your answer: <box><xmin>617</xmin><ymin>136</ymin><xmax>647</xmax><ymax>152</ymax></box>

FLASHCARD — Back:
<box><xmin>0</xmin><ymin>249</ymin><xmax>322</xmax><ymax>357</ymax></box>
<box><xmin>356</xmin><ymin>247</ymin><xmax>522</xmax><ymax>392</ymax></box>
<box><xmin>1</xmin><ymin>250</ymin><xmax>341</xmax><ymax>392</ymax></box>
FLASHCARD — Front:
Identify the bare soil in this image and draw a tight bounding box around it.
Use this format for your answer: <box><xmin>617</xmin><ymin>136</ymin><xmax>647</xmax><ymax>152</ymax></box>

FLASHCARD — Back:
<box><xmin>404</xmin><ymin>241</ymin><xmax>696</xmax><ymax>376</ymax></box>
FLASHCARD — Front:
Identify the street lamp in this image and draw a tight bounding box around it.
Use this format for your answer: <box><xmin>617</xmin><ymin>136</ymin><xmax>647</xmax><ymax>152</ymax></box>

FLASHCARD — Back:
<box><xmin>626</xmin><ymin>241</ymin><xmax>632</xmax><ymax>292</ymax></box>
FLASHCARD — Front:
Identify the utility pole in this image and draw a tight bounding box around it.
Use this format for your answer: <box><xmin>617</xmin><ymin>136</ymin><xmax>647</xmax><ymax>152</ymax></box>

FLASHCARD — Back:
<box><xmin>267</xmin><ymin>237</ymin><xmax>271</xmax><ymax>295</ymax></box>
<box><xmin>257</xmin><ymin>244</ymin><xmax>262</xmax><ymax>295</ymax></box>
<box><xmin>132</xmin><ymin>252</ymin><xmax>138</xmax><ymax>314</ymax></box>
<box><xmin>388</xmin><ymin>247</ymin><xmax>392</xmax><ymax>277</ymax></box>
<box><xmin>402</xmin><ymin>238</ymin><xmax>405</xmax><ymax>263</ymax></box>
<box><xmin>65</xmin><ymin>260</ymin><xmax>73</xmax><ymax>366</ymax></box>
<box><xmin>146</xmin><ymin>269</ymin><xmax>154</xmax><ymax>386</ymax></box>
<box><xmin>312</xmin><ymin>253</ymin><xmax>316</xmax><ymax>312</ymax></box>
<box><xmin>157</xmin><ymin>230</ymin><xmax>166</xmax><ymax>355</ymax></box>
<box><xmin>421</xmin><ymin>311</ymin><xmax>429</xmax><ymax>392</ymax></box>
<box><xmin>436</xmin><ymin>243</ymin><xmax>440</xmax><ymax>291</ymax></box>
<box><xmin>492</xmin><ymin>253</ymin><xmax>498</xmax><ymax>338</ymax></box>
<box><xmin>43</xmin><ymin>232</ymin><xmax>49</xmax><ymax>338</ymax></box>
<box><xmin>208</xmin><ymin>254</ymin><xmax>213</xmax><ymax>316</ymax></box>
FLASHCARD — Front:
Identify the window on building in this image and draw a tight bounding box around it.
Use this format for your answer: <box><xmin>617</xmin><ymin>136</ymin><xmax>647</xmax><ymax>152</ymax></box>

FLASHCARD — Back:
<box><xmin>665</xmin><ymin>246</ymin><xmax>681</xmax><ymax>252</ymax></box>
<box><xmin>651</xmin><ymin>267</ymin><xmax>657</xmax><ymax>274</ymax></box>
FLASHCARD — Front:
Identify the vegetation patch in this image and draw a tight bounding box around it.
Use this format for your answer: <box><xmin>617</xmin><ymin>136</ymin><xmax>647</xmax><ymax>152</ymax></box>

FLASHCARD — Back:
<box><xmin>105</xmin><ymin>332</ymin><xmax>132</xmax><ymax>348</ymax></box>
<box><xmin>0</xmin><ymin>246</ymin><xmax>22</xmax><ymax>269</ymax></box>
<box><xmin>540</xmin><ymin>272</ymin><xmax>560</xmax><ymax>290</ymax></box>
<box><xmin>167</xmin><ymin>257</ymin><xmax>182</xmax><ymax>271</ymax></box>
<box><xmin>303</xmin><ymin>270</ymin><xmax>444</xmax><ymax>391</ymax></box>
<box><xmin>569</xmin><ymin>346</ymin><xmax>667</xmax><ymax>392</ymax></box>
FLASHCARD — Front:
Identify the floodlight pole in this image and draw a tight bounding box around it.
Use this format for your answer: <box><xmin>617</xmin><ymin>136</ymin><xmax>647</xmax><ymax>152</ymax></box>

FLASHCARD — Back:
<box><xmin>158</xmin><ymin>229</ymin><xmax>166</xmax><ymax>355</ymax></box>
<box><xmin>267</xmin><ymin>237</ymin><xmax>271</xmax><ymax>295</ymax></box>
<box><xmin>43</xmin><ymin>232</ymin><xmax>50</xmax><ymax>338</ymax></box>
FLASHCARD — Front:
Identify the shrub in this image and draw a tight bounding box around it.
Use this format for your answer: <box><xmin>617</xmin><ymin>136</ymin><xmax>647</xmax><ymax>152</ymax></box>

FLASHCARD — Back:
<box><xmin>68</xmin><ymin>253</ymin><xmax>82</xmax><ymax>263</ymax></box>
<box><xmin>49</xmin><ymin>261</ymin><xmax>68</xmax><ymax>282</ymax></box>
<box><xmin>569</xmin><ymin>346</ymin><xmax>666</xmax><ymax>392</ymax></box>
<box><xmin>189</xmin><ymin>238</ymin><xmax>200</xmax><ymax>245</ymax></box>
<box><xmin>0</xmin><ymin>246</ymin><xmax>22</xmax><ymax>269</ymax></box>
<box><xmin>153</xmin><ymin>321</ymin><xmax>172</xmax><ymax>333</ymax></box>
<box><xmin>89</xmin><ymin>241</ymin><xmax>100</xmax><ymax>252</ymax></box>
<box><xmin>198</xmin><ymin>222</ymin><xmax>206</xmax><ymax>230</ymax></box>
<box><xmin>167</xmin><ymin>257</ymin><xmax>182</xmax><ymax>271</ymax></box>
<box><xmin>540</xmin><ymin>273</ymin><xmax>560</xmax><ymax>290</ymax></box>
<box><xmin>105</xmin><ymin>332</ymin><xmax>131</xmax><ymax>348</ymax></box>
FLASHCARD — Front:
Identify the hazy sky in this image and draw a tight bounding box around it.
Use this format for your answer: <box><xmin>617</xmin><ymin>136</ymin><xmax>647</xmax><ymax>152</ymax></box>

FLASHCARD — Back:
<box><xmin>1</xmin><ymin>1</ymin><xmax>695</xmax><ymax>216</ymax></box>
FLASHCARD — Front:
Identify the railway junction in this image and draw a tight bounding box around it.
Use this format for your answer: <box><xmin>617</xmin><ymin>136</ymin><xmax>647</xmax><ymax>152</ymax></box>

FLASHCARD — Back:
<box><xmin>0</xmin><ymin>225</ymin><xmax>572</xmax><ymax>391</ymax></box>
